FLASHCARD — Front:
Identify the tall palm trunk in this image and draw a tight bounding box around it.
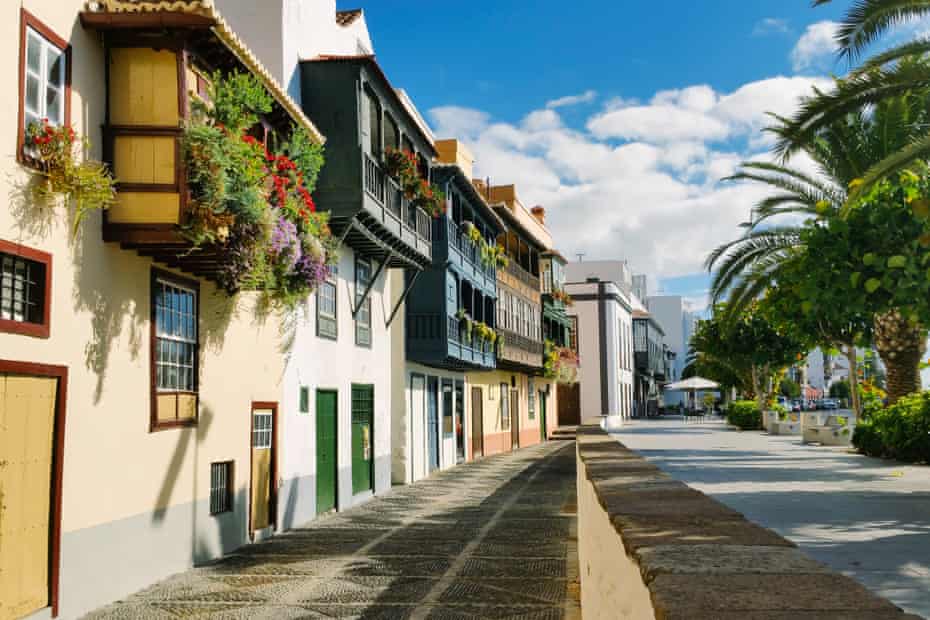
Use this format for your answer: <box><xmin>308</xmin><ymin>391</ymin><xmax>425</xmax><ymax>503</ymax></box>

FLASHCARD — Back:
<box><xmin>873</xmin><ymin>310</ymin><xmax>926</xmax><ymax>404</ymax></box>
<box><xmin>844</xmin><ymin>344</ymin><xmax>861</xmax><ymax>416</ymax></box>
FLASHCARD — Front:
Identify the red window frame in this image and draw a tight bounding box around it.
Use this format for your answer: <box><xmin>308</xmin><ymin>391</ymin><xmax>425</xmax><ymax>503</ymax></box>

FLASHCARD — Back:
<box><xmin>17</xmin><ymin>9</ymin><xmax>72</xmax><ymax>166</ymax></box>
<box><xmin>0</xmin><ymin>239</ymin><xmax>52</xmax><ymax>339</ymax></box>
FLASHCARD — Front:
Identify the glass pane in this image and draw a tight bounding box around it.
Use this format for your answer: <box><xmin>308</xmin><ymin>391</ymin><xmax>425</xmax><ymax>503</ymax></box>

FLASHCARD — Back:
<box><xmin>46</xmin><ymin>88</ymin><xmax>61</xmax><ymax>125</ymax></box>
<box><xmin>47</xmin><ymin>46</ymin><xmax>63</xmax><ymax>87</ymax></box>
<box><xmin>26</xmin><ymin>34</ymin><xmax>41</xmax><ymax>73</ymax></box>
<box><xmin>25</xmin><ymin>75</ymin><xmax>39</xmax><ymax>114</ymax></box>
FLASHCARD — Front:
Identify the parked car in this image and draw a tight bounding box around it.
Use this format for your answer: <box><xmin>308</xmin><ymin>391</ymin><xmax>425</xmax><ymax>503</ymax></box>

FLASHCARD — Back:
<box><xmin>821</xmin><ymin>398</ymin><xmax>839</xmax><ymax>410</ymax></box>
<box><xmin>791</xmin><ymin>400</ymin><xmax>802</xmax><ymax>412</ymax></box>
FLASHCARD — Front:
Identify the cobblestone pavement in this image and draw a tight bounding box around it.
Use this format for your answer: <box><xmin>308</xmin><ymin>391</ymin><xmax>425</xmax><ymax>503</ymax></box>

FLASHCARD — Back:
<box><xmin>86</xmin><ymin>441</ymin><xmax>580</xmax><ymax>619</ymax></box>
<box><xmin>612</xmin><ymin>418</ymin><xmax>930</xmax><ymax>619</ymax></box>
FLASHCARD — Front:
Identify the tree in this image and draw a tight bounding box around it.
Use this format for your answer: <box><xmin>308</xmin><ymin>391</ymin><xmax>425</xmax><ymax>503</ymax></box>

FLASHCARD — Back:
<box><xmin>780</xmin><ymin>377</ymin><xmax>801</xmax><ymax>399</ymax></box>
<box><xmin>688</xmin><ymin>302</ymin><xmax>807</xmax><ymax>410</ymax></box>
<box><xmin>709</xmin><ymin>89</ymin><xmax>930</xmax><ymax>405</ymax></box>
<box><xmin>776</xmin><ymin>0</ymin><xmax>930</xmax><ymax>192</ymax></box>
<box><xmin>830</xmin><ymin>380</ymin><xmax>851</xmax><ymax>400</ymax></box>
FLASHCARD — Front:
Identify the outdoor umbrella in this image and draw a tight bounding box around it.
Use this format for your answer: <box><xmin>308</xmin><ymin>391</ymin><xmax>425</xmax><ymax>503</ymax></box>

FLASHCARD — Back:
<box><xmin>664</xmin><ymin>377</ymin><xmax>720</xmax><ymax>415</ymax></box>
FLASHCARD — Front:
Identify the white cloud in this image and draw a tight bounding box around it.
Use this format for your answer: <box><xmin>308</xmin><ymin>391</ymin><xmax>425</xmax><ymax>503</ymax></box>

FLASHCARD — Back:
<box><xmin>791</xmin><ymin>20</ymin><xmax>839</xmax><ymax>72</ymax></box>
<box><xmin>546</xmin><ymin>90</ymin><xmax>597</xmax><ymax>109</ymax></box>
<box><xmin>428</xmin><ymin>74</ymin><xmax>830</xmax><ymax>280</ymax></box>
<box><xmin>753</xmin><ymin>17</ymin><xmax>790</xmax><ymax>36</ymax></box>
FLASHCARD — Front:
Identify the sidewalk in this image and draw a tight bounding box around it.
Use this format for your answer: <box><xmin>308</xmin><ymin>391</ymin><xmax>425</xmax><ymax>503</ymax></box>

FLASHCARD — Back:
<box><xmin>611</xmin><ymin>417</ymin><xmax>930</xmax><ymax>619</ymax></box>
<box><xmin>86</xmin><ymin>441</ymin><xmax>581</xmax><ymax>619</ymax></box>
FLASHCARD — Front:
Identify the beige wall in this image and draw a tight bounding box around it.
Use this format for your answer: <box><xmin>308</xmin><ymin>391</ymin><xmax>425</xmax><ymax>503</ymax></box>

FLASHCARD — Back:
<box><xmin>1</xmin><ymin>0</ymin><xmax>285</xmax><ymax>533</ymax></box>
<box><xmin>577</xmin><ymin>447</ymin><xmax>656</xmax><ymax>619</ymax></box>
<box><xmin>466</xmin><ymin>369</ymin><xmax>545</xmax><ymax>456</ymax></box>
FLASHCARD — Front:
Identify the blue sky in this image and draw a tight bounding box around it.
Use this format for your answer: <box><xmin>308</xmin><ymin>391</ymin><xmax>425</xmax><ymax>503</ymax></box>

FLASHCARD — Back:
<box><xmin>338</xmin><ymin>1</ymin><xmax>856</xmax><ymax>309</ymax></box>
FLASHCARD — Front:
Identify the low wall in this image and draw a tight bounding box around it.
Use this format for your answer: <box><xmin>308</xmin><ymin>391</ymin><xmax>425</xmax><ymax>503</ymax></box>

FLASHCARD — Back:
<box><xmin>576</xmin><ymin>425</ymin><xmax>920</xmax><ymax>619</ymax></box>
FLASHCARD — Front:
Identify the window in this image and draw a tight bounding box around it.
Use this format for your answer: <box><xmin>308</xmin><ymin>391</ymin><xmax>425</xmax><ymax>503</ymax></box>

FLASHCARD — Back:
<box><xmin>384</xmin><ymin>113</ymin><xmax>399</xmax><ymax>151</ymax></box>
<box><xmin>317</xmin><ymin>279</ymin><xmax>337</xmax><ymax>340</ymax></box>
<box><xmin>0</xmin><ymin>241</ymin><xmax>51</xmax><ymax>338</ymax></box>
<box><xmin>155</xmin><ymin>279</ymin><xmax>197</xmax><ymax>392</ymax></box>
<box><xmin>252</xmin><ymin>410</ymin><xmax>273</xmax><ymax>449</ymax></box>
<box><xmin>210</xmin><ymin>462</ymin><xmax>233</xmax><ymax>515</ymax></box>
<box><xmin>500</xmin><ymin>382</ymin><xmax>511</xmax><ymax>430</ymax></box>
<box><xmin>18</xmin><ymin>11</ymin><xmax>70</xmax><ymax>161</ymax></box>
<box><xmin>365</xmin><ymin>89</ymin><xmax>381</xmax><ymax>157</ymax></box>
<box><xmin>151</xmin><ymin>269</ymin><xmax>199</xmax><ymax>430</ymax></box>
<box><xmin>355</xmin><ymin>258</ymin><xmax>372</xmax><ymax>347</ymax></box>
<box><xmin>299</xmin><ymin>386</ymin><xmax>310</xmax><ymax>413</ymax></box>
<box><xmin>442</xmin><ymin>380</ymin><xmax>454</xmax><ymax>436</ymax></box>
<box><xmin>569</xmin><ymin>316</ymin><xmax>578</xmax><ymax>353</ymax></box>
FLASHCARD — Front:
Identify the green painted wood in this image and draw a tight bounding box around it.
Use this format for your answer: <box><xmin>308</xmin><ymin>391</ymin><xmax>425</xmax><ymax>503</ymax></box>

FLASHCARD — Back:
<box><xmin>540</xmin><ymin>390</ymin><xmax>548</xmax><ymax>442</ymax></box>
<box><xmin>315</xmin><ymin>390</ymin><xmax>338</xmax><ymax>514</ymax></box>
<box><xmin>351</xmin><ymin>384</ymin><xmax>374</xmax><ymax>494</ymax></box>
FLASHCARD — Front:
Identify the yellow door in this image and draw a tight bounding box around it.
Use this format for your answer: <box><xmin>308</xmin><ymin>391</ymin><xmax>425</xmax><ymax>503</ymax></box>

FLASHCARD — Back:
<box><xmin>0</xmin><ymin>374</ymin><xmax>57</xmax><ymax>620</ymax></box>
<box><xmin>250</xmin><ymin>409</ymin><xmax>273</xmax><ymax>531</ymax></box>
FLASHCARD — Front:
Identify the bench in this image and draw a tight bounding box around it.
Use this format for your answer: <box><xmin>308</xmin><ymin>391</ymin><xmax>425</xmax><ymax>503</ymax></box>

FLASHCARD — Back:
<box><xmin>802</xmin><ymin>413</ymin><xmax>856</xmax><ymax>446</ymax></box>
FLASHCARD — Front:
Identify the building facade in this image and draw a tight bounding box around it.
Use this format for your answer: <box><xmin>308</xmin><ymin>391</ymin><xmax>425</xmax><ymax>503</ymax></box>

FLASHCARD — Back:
<box><xmin>393</xmin><ymin>140</ymin><xmax>504</xmax><ymax>483</ymax></box>
<box><xmin>0</xmin><ymin>1</ymin><xmax>340</xmax><ymax>617</ymax></box>
<box><xmin>563</xmin><ymin>275</ymin><xmax>635</xmax><ymax>425</ymax></box>
<box><xmin>633</xmin><ymin>309</ymin><xmax>667</xmax><ymax>417</ymax></box>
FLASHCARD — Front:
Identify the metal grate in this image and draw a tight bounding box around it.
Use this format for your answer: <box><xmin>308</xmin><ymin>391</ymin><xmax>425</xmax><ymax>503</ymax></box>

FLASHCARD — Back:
<box><xmin>209</xmin><ymin>461</ymin><xmax>232</xmax><ymax>515</ymax></box>
<box><xmin>0</xmin><ymin>252</ymin><xmax>45</xmax><ymax>324</ymax></box>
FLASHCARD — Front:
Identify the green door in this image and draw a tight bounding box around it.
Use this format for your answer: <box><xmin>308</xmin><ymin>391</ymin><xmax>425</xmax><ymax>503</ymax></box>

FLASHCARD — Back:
<box><xmin>351</xmin><ymin>384</ymin><xmax>374</xmax><ymax>494</ymax></box>
<box><xmin>540</xmin><ymin>390</ymin><xmax>548</xmax><ymax>441</ymax></box>
<box><xmin>316</xmin><ymin>390</ymin><xmax>338</xmax><ymax>514</ymax></box>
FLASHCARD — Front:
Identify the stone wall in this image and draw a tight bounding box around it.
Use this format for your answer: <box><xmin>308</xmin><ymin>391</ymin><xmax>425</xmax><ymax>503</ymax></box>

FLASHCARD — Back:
<box><xmin>576</xmin><ymin>425</ymin><xmax>920</xmax><ymax>619</ymax></box>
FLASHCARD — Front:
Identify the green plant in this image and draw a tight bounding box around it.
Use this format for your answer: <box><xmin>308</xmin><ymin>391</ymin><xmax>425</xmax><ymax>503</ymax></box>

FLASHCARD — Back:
<box><xmin>182</xmin><ymin>71</ymin><xmax>336</xmax><ymax>307</ymax></box>
<box><xmin>384</xmin><ymin>147</ymin><xmax>446</xmax><ymax>218</ymax></box>
<box><xmin>26</xmin><ymin>119</ymin><xmax>117</xmax><ymax>234</ymax></box>
<box><xmin>852</xmin><ymin>391</ymin><xmax>930</xmax><ymax>463</ymax></box>
<box><xmin>726</xmin><ymin>400</ymin><xmax>762</xmax><ymax>430</ymax></box>
<box><xmin>543</xmin><ymin>340</ymin><xmax>580</xmax><ymax>384</ymax></box>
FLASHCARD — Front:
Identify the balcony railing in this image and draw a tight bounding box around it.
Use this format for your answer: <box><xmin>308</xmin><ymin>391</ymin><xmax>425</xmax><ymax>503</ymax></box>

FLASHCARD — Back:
<box><xmin>363</xmin><ymin>152</ymin><xmax>431</xmax><ymax>245</ymax></box>
<box><xmin>500</xmin><ymin>328</ymin><xmax>544</xmax><ymax>356</ymax></box>
<box><xmin>447</xmin><ymin>220</ymin><xmax>496</xmax><ymax>279</ymax></box>
<box><xmin>504</xmin><ymin>259</ymin><xmax>540</xmax><ymax>289</ymax></box>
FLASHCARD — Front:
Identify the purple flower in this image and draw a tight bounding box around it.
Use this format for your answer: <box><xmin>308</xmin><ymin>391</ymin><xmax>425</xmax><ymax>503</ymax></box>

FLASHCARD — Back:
<box><xmin>270</xmin><ymin>216</ymin><xmax>301</xmax><ymax>273</ymax></box>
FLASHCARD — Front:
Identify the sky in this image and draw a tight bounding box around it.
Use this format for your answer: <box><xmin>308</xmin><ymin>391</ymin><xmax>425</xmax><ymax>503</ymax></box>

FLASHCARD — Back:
<box><xmin>337</xmin><ymin>1</ymin><xmax>860</xmax><ymax>310</ymax></box>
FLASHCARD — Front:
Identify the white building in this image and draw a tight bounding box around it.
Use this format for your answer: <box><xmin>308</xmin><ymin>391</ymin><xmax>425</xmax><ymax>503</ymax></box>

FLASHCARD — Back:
<box><xmin>564</xmin><ymin>263</ymin><xmax>635</xmax><ymax>424</ymax></box>
<box><xmin>224</xmin><ymin>3</ymin><xmax>429</xmax><ymax>524</ymax></box>
<box><xmin>644</xmin><ymin>295</ymin><xmax>701</xmax><ymax>406</ymax></box>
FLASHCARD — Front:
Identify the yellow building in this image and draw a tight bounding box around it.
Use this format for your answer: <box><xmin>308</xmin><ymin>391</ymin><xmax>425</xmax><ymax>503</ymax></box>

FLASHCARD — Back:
<box><xmin>0</xmin><ymin>1</ymin><xmax>326</xmax><ymax>618</ymax></box>
<box><xmin>465</xmin><ymin>183</ymin><xmax>560</xmax><ymax>457</ymax></box>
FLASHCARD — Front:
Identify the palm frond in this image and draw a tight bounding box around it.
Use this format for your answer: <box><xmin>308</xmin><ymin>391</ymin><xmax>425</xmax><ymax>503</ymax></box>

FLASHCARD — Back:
<box><xmin>830</xmin><ymin>0</ymin><xmax>930</xmax><ymax>62</ymax></box>
<box><xmin>854</xmin><ymin>37</ymin><xmax>930</xmax><ymax>72</ymax></box>
<box><xmin>706</xmin><ymin>228</ymin><xmax>803</xmax><ymax>305</ymax></box>
<box><xmin>846</xmin><ymin>130</ymin><xmax>930</xmax><ymax>204</ymax></box>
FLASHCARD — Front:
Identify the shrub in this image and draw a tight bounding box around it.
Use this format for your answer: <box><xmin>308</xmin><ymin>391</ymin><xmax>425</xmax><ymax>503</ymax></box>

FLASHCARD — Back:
<box><xmin>727</xmin><ymin>400</ymin><xmax>761</xmax><ymax>430</ymax></box>
<box><xmin>852</xmin><ymin>391</ymin><xmax>930</xmax><ymax>463</ymax></box>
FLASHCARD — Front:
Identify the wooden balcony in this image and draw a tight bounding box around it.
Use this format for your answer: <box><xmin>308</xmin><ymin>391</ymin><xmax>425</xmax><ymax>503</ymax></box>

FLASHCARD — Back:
<box><xmin>406</xmin><ymin>312</ymin><xmax>496</xmax><ymax>370</ymax></box>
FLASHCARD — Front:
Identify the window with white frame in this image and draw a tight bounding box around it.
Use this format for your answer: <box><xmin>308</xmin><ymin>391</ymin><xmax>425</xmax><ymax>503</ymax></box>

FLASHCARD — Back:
<box><xmin>154</xmin><ymin>279</ymin><xmax>198</xmax><ymax>393</ymax></box>
<box><xmin>355</xmin><ymin>258</ymin><xmax>372</xmax><ymax>347</ymax></box>
<box><xmin>0</xmin><ymin>250</ymin><xmax>46</xmax><ymax>326</ymax></box>
<box><xmin>317</xmin><ymin>278</ymin><xmax>337</xmax><ymax>340</ymax></box>
<box><xmin>23</xmin><ymin>26</ymin><xmax>66</xmax><ymax>132</ymax></box>
<box><xmin>252</xmin><ymin>411</ymin><xmax>273</xmax><ymax>449</ymax></box>
<box><xmin>528</xmin><ymin>378</ymin><xmax>535</xmax><ymax>418</ymax></box>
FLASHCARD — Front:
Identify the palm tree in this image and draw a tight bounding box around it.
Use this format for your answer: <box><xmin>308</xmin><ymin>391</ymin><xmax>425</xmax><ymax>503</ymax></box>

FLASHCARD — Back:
<box><xmin>709</xmin><ymin>89</ymin><xmax>930</xmax><ymax>404</ymax></box>
<box><xmin>777</xmin><ymin>1</ymin><xmax>930</xmax><ymax>191</ymax></box>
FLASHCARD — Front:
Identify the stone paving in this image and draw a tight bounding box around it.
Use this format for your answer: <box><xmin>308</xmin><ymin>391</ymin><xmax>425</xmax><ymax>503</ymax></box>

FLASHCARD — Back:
<box><xmin>86</xmin><ymin>441</ymin><xmax>581</xmax><ymax>619</ymax></box>
<box><xmin>611</xmin><ymin>417</ymin><xmax>930</xmax><ymax>619</ymax></box>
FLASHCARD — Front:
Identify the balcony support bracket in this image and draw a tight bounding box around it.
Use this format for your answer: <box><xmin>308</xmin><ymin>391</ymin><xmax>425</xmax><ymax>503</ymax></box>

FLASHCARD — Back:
<box><xmin>385</xmin><ymin>270</ymin><xmax>421</xmax><ymax>328</ymax></box>
<box><xmin>351</xmin><ymin>248</ymin><xmax>392</xmax><ymax>319</ymax></box>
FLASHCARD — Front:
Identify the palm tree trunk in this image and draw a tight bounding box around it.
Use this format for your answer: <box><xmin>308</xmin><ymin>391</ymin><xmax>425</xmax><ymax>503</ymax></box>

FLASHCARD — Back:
<box><xmin>845</xmin><ymin>344</ymin><xmax>861</xmax><ymax>416</ymax></box>
<box><xmin>873</xmin><ymin>310</ymin><xmax>926</xmax><ymax>404</ymax></box>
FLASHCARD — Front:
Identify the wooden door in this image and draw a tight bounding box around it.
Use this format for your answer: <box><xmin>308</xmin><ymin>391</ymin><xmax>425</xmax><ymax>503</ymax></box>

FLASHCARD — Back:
<box><xmin>0</xmin><ymin>374</ymin><xmax>57</xmax><ymax>620</ymax></box>
<box><xmin>427</xmin><ymin>378</ymin><xmax>439</xmax><ymax>472</ymax></box>
<box><xmin>315</xmin><ymin>390</ymin><xmax>337</xmax><ymax>515</ymax></box>
<box><xmin>510</xmin><ymin>389</ymin><xmax>520</xmax><ymax>449</ymax></box>
<box><xmin>471</xmin><ymin>387</ymin><xmax>484</xmax><ymax>458</ymax></box>
<box><xmin>351</xmin><ymin>385</ymin><xmax>374</xmax><ymax>494</ymax></box>
<box><xmin>558</xmin><ymin>383</ymin><xmax>581</xmax><ymax>426</ymax></box>
<box><xmin>250</xmin><ymin>405</ymin><xmax>276</xmax><ymax>532</ymax></box>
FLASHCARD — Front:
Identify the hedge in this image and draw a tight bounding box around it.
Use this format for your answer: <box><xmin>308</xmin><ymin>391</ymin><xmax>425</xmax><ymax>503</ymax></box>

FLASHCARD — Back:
<box><xmin>852</xmin><ymin>391</ymin><xmax>930</xmax><ymax>464</ymax></box>
<box><xmin>726</xmin><ymin>400</ymin><xmax>762</xmax><ymax>430</ymax></box>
